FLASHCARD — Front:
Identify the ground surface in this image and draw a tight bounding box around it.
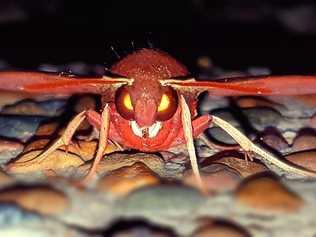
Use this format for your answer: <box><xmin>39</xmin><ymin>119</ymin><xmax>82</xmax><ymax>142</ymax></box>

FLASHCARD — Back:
<box><xmin>0</xmin><ymin>63</ymin><xmax>316</xmax><ymax>237</ymax></box>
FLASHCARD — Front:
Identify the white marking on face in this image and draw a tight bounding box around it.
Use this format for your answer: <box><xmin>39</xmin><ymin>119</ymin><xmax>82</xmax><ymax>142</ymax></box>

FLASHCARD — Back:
<box><xmin>130</xmin><ymin>121</ymin><xmax>162</xmax><ymax>138</ymax></box>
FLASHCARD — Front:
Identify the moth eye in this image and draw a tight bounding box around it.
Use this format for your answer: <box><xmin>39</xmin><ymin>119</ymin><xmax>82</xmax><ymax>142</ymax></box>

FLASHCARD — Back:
<box><xmin>115</xmin><ymin>86</ymin><xmax>134</xmax><ymax>120</ymax></box>
<box><xmin>156</xmin><ymin>87</ymin><xmax>178</xmax><ymax>121</ymax></box>
<box><xmin>158</xmin><ymin>94</ymin><xmax>170</xmax><ymax>112</ymax></box>
<box><xmin>123</xmin><ymin>93</ymin><xmax>133</xmax><ymax>110</ymax></box>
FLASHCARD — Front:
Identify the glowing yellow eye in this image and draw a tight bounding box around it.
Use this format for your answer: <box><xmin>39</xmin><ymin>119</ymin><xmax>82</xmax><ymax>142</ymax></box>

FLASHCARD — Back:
<box><xmin>158</xmin><ymin>94</ymin><xmax>170</xmax><ymax>112</ymax></box>
<box><xmin>123</xmin><ymin>93</ymin><xmax>133</xmax><ymax>110</ymax></box>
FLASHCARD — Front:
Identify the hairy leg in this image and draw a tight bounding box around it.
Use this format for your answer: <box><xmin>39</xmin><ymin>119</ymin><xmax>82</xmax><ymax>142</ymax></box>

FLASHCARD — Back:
<box><xmin>86</xmin><ymin>110</ymin><xmax>102</xmax><ymax>129</ymax></box>
<box><xmin>31</xmin><ymin>108</ymin><xmax>112</xmax><ymax>183</ymax></box>
<box><xmin>81</xmin><ymin>105</ymin><xmax>110</xmax><ymax>183</ymax></box>
<box><xmin>212</xmin><ymin>115</ymin><xmax>316</xmax><ymax>178</ymax></box>
<box><xmin>35</xmin><ymin>110</ymin><xmax>86</xmax><ymax>163</ymax></box>
<box><xmin>180</xmin><ymin>95</ymin><xmax>207</xmax><ymax>193</ymax></box>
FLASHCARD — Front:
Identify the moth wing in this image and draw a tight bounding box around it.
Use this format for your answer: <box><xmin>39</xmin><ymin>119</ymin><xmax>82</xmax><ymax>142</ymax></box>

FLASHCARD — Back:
<box><xmin>0</xmin><ymin>71</ymin><xmax>131</xmax><ymax>101</ymax></box>
<box><xmin>164</xmin><ymin>75</ymin><xmax>316</xmax><ymax>97</ymax></box>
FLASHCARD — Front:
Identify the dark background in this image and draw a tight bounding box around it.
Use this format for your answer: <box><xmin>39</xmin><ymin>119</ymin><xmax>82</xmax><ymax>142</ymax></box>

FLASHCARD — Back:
<box><xmin>1</xmin><ymin>0</ymin><xmax>316</xmax><ymax>74</ymax></box>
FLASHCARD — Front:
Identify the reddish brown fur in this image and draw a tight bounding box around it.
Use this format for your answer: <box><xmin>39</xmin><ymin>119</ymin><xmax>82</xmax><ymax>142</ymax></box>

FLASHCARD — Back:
<box><xmin>110</xmin><ymin>48</ymin><xmax>188</xmax><ymax>79</ymax></box>
<box><xmin>110</xmin><ymin>49</ymin><xmax>189</xmax><ymax>127</ymax></box>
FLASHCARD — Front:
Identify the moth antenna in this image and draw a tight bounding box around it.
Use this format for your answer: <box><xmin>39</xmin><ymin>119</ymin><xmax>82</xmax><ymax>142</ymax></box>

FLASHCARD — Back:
<box><xmin>110</xmin><ymin>45</ymin><xmax>120</xmax><ymax>59</ymax></box>
<box><xmin>145</xmin><ymin>32</ymin><xmax>154</xmax><ymax>49</ymax></box>
<box><xmin>130</xmin><ymin>40</ymin><xmax>135</xmax><ymax>51</ymax></box>
<box><xmin>147</xmin><ymin>40</ymin><xmax>154</xmax><ymax>49</ymax></box>
<box><xmin>104</xmin><ymin>66</ymin><xmax>110</xmax><ymax>73</ymax></box>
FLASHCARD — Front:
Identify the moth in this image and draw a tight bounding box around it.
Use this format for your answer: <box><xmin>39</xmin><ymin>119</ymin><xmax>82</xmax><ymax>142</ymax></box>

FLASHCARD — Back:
<box><xmin>1</xmin><ymin>48</ymin><xmax>316</xmax><ymax>188</ymax></box>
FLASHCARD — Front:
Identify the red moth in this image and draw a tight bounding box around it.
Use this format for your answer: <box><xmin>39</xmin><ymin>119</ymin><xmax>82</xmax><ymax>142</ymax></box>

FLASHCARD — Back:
<box><xmin>1</xmin><ymin>48</ymin><xmax>316</xmax><ymax>188</ymax></box>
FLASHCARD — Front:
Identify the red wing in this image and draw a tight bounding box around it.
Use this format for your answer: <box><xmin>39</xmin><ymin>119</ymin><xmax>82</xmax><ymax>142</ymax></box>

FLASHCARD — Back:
<box><xmin>0</xmin><ymin>71</ymin><xmax>131</xmax><ymax>95</ymax></box>
<box><xmin>164</xmin><ymin>75</ymin><xmax>316</xmax><ymax>96</ymax></box>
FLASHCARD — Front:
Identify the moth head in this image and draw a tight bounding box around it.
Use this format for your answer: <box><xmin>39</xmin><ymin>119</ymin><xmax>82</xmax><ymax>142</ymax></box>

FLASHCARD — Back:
<box><xmin>115</xmin><ymin>85</ymin><xmax>178</xmax><ymax>127</ymax></box>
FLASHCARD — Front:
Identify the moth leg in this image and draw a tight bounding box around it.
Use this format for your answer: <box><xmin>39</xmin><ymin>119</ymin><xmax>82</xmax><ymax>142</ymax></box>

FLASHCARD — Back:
<box><xmin>180</xmin><ymin>95</ymin><xmax>207</xmax><ymax>193</ymax></box>
<box><xmin>75</xmin><ymin>110</ymin><xmax>102</xmax><ymax>141</ymax></box>
<box><xmin>212</xmin><ymin>115</ymin><xmax>316</xmax><ymax>178</ymax></box>
<box><xmin>189</xmin><ymin>115</ymin><xmax>242</xmax><ymax>152</ymax></box>
<box><xmin>81</xmin><ymin>104</ymin><xmax>110</xmax><ymax>184</ymax></box>
<box><xmin>86</xmin><ymin>109</ymin><xmax>124</xmax><ymax>151</ymax></box>
<box><xmin>77</xmin><ymin>127</ymin><xmax>99</xmax><ymax>142</ymax></box>
<box><xmin>35</xmin><ymin>110</ymin><xmax>86</xmax><ymax>163</ymax></box>
<box><xmin>86</xmin><ymin>110</ymin><xmax>101</xmax><ymax>129</ymax></box>
<box><xmin>199</xmin><ymin>134</ymin><xmax>255</xmax><ymax>163</ymax></box>
<box><xmin>244</xmin><ymin>151</ymin><xmax>254</xmax><ymax>162</ymax></box>
<box><xmin>40</xmin><ymin>106</ymin><xmax>110</xmax><ymax>184</ymax></box>
<box><xmin>199</xmin><ymin>133</ymin><xmax>241</xmax><ymax>151</ymax></box>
